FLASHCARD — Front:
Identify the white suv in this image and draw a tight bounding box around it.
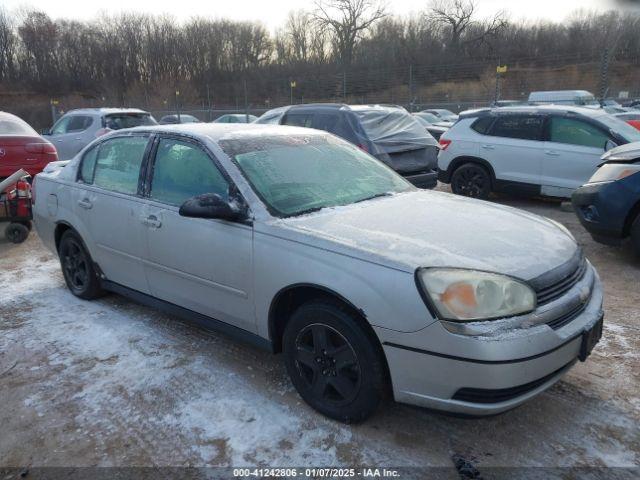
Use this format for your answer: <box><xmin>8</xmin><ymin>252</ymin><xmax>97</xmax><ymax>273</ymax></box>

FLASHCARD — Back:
<box><xmin>437</xmin><ymin>106</ymin><xmax>640</xmax><ymax>199</ymax></box>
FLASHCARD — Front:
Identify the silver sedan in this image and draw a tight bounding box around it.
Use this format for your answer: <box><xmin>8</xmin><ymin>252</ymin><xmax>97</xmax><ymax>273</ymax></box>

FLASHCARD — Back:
<box><xmin>33</xmin><ymin>124</ymin><xmax>604</xmax><ymax>422</ymax></box>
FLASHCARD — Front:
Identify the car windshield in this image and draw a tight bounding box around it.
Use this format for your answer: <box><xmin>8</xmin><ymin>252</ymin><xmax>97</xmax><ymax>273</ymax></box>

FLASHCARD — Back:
<box><xmin>106</xmin><ymin>113</ymin><xmax>157</xmax><ymax>129</ymax></box>
<box><xmin>0</xmin><ymin>113</ymin><xmax>38</xmax><ymax>136</ymax></box>
<box><xmin>598</xmin><ymin>114</ymin><xmax>640</xmax><ymax>143</ymax></box>
<box><xmin>353</xmin><ymin>108</ymin><xmax>437</xmax><ymax>153</ymax></box>
<box><xmin>219</xmin><ymin>134</ymin><xmax>413</xmax><ymax>217</ymax></box>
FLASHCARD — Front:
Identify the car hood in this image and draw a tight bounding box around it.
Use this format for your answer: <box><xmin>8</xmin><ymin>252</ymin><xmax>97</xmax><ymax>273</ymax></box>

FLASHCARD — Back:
<box><xmin>271</xmin><ymin>190</ymin><xmax>577</xmax><ymax>280</ymax></box>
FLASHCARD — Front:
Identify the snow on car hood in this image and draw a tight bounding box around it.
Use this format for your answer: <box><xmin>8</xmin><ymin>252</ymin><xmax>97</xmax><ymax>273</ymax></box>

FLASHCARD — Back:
<box><xmin>273</xmin><ymin>190</ymin><xmax>578</xmax><ymax>280</ymax></box>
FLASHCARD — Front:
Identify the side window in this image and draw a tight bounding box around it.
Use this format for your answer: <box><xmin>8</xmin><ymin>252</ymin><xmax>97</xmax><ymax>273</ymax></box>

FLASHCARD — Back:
<box><xmin>259</xmin><ymin>112</ymin><xmax>284</xmax><ymax>125</ymax></box>
<box><xmin>52</xmin><ymin>115</ymin><xmax>92</xmax><ymax>134</ymax></box>
<box><xmin>93</xmin><ymin>136</ymin><xmax>149</xmax><ymax>194</ymax></box>
<box><xmin>51</xmin><ymin>116</ymin><xmax>72</xmax><ymax>135</ymax></box>
<box><xmin>150</xmin><ymin>138</ymin><xmax>230</xmax><ymax>207</ymax></box>
<box><xmin>489</xmin><ymin>115</ymin><xmax>544</xmax><ymax>140</ymax></box>
<box><xmin>471</xmin><ymin>116</ymin><xmax>494</xmax><ymax>135</ymax></box>
<box><xmin>78</xmin><ymin>146</ymin><xmax>99</xmax><ymax>184</ymax></box>
<box><xmin>282</xmin><ymin>113</ymin><xmax>313</xmax><ymax>128</ymax></box>
<box><xmin>548</xmin><ymin>117</ymin><xmax>609</xmax><ymax>149</ymax></box>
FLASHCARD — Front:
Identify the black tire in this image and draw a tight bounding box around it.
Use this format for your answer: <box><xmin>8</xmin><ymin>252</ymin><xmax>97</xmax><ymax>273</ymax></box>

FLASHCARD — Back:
<box><xmin>5</xmin><ymin>223</ymin><xmax>29</xmax><ymax>244</ymax></box>
<box><xmin>451</xmin><ymin>163</ymin><xmax>491</xmax><ymax>199</ymax></box>
<box><xmin>19</xmin><ymin>220</ymin><xmax>32</xmax><ymax>231</ymax></box>
<box><xmin>283</xmin><ymin>299</ymin><xmax>387</xmax><ymax>423</ymax></box>
<box><xmin>631</xmin><ymin>214</ymin><xmax>640</xmax><ymax>257</ymax></box>
<box><xmin>58</xmin><ymin>230</ymin><xmax>104</xmax><ymax>300</ymax></box>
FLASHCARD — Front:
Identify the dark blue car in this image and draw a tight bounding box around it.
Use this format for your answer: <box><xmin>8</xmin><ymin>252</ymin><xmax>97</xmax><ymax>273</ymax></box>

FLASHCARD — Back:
<box><xmin>572</xmin><ymin>143</ymin><xmax>640</xmax><ymax>255</ymax></box>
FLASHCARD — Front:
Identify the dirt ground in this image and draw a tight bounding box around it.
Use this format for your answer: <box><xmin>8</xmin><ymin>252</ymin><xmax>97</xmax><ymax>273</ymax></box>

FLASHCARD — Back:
<box><xmin>0</xmin><ymin>190</ymin><xmax>638</xmax><ymax>478</ymax></box>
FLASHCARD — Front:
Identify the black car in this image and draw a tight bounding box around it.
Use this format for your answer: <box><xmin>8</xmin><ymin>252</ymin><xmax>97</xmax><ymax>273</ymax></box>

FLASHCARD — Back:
<box><xmin>255</xmin><ymin>104</ymin><xmax>438</xmax><ymax>189</ymax></box>
<box><xmin>572</xmin><ymin>142</ymin><xmax>640</xmax><ymax>255</ymax></box>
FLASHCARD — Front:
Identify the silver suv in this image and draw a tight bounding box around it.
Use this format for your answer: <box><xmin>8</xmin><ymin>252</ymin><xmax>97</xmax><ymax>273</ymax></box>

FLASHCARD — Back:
<box><xmin>45</xmin><ymin>108</ymin><xmax>157</xmax><ymax>160</ymax></box>
<box><xmin>33</xmin><ymin>124</ymin><xmax>604</xmax><ymax>422</ymax></box>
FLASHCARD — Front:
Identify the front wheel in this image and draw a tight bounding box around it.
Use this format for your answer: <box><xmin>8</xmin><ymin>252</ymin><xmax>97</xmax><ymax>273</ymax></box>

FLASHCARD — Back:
<box><xmin>58</xmin><ymin>230</ymin><xmax>104</xmax><ymax>300</ymax></box>
<box><xmin>283</xmin><ymin>299</ymin><xmax>387</xmax><ymax>423</ymax></box>
<box><xmin>451</xmin><ymin>163</ymin><xmax>491</xmax><ymax>199</ymax></box>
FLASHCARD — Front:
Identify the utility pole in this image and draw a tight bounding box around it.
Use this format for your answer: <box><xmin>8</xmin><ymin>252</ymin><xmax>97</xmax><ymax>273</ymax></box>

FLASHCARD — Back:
<box><xmin>206</xmin><ymin>84</ymin><xmax>212</xmax><ymax>122</ymax></box>
<box><xmin>244</xmin><ymin>79</ymin><xmax>249</xmax><ymax>122</ymax></box>
<box><xmin>175</xmin><ymin>90</ymin><xmax>181</xmax><ymax>123</ymax></box>
<box><xmin>599</xmin><ymin>48</ymin><xmax>610</xmax><ymax>103</ymax></box>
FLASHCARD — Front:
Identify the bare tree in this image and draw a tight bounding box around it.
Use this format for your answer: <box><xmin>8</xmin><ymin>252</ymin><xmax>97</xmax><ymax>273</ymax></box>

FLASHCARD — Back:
<box><xmin>314</xmin><ymin>0</ymin><xmax>387</xmax><ymax>67</ymax></box>
<box><xmin>428</xmin><ymin>0</ymin><xmax>507</xmax><ymax>54</ymax></box>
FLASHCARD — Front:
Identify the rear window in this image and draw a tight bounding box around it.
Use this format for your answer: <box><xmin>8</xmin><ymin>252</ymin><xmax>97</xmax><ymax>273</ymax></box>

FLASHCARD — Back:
<box><xmin>282</xmin><ymin>113</ymin><xmax>313</xmax><ymax>128</ymax></box>
<box><xmin>489</xmin><ymin>115</ymin><xmax>544</xmax><ymax>141</ymax></box>
<box><xmin>353</xmin><ymin>109</ymin><xmax>437</xmax><ymax>152</ymax></box>
<box><xmin>105</xmin><ymin>114</ymin><xmax>157</xmax><ymax>130</ymax></box>
<box><xmin>0</xmin><ymin>114</ymin><xmax>37</xmax><ymax>136</ymax></box>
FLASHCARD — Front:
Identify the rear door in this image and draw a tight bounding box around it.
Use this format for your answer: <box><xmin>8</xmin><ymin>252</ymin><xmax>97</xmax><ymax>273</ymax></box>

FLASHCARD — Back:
<box><xmin>73</xmin><ymin>134</ymin><xmax>153</xmax><ymax>293</ymax></box>
<box><xmin>541</xmin><ymin>116</ymin><xmax>609</xmax><ymax>196</ymax></box>
<box><xmin>142</xmin><ymin>136</ymin><xmax>255</xmax><ymax>332</ymax></box>
<box><xmin>482</xmin><ymin>114</ymin><xmax>546</xmax><ymax>190</ymax></box>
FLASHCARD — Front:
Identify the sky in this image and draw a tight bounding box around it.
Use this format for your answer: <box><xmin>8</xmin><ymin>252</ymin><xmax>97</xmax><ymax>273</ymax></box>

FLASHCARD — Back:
<box><xmin>2</xmin><ymin>0</ymin><xmax>636</xmax><ymax>31</ymax></box>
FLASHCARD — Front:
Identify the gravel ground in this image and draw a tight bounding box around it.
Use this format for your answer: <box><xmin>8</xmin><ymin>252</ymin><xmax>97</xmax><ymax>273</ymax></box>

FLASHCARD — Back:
<box><xmin>0</xmin><ymin>190</ymin><xmax>638</xmax><ymax>478</ymax></box>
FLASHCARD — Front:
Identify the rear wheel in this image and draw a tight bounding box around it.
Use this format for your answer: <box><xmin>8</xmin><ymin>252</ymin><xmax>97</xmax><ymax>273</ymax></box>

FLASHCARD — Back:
<box><xmin>283</xmin><ymin>299</ymin><xmax>387</xmax><ymax>423</ymax></box>
<box><xmin>58</xmin><ymin>230</ymin><xmax>104</xmax><ymax>300</ymax></box>
<box><xmin>5</xmin><ymin>223</ymin><xmax>29</xmax><ymax>244</ymax></box>
<box><xmin>451</xmin><ymin>163</ymin><xmax>491</xmax><ymax>199</ymax></box>
<box><xmin>631</xmin><ymin>214</ymin><xmax>640</xmax><ymax>256</ymax></box>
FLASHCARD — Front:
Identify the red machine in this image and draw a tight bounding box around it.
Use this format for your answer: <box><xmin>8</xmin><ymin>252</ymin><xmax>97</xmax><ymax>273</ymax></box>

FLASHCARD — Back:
<box><xmin>0</xmin><ymin>170</ymin><xmax>33</xmax><ymax>244</ymax></box>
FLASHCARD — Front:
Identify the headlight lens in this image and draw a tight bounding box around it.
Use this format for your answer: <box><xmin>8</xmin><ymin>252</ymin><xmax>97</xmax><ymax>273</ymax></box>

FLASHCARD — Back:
<box><xmin>418</xmin><ymin>269</ymin><xmax>536</xmax><ymax>321</ymax></box>
<box><xmin>587</xmin><ymin>163</ymin><xmax>640</xmax><ymax>184</ymax></box>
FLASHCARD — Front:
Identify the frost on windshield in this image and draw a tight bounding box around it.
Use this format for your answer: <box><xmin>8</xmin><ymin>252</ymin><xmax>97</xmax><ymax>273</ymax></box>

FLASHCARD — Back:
<box><xmin>218</xmin><ymin>134</ymin><xmax>412</xmax><ymax>217</ymax></box>
<box><xmin>354</xmin><ymin>108</ymin><xmax>438</xmax><ymax>153</ymax></box>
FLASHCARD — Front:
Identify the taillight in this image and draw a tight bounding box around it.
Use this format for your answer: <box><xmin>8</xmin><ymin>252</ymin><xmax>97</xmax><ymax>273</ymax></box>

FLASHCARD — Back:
<box><xmin>439</xmin><ymin>139</ymin><xmax>452</xmax><ymax>150</ymax></box>
<box><xmin>26</xmin><ymin>142</ymin><xmax>57</xmax><ymax>155</ymax></box>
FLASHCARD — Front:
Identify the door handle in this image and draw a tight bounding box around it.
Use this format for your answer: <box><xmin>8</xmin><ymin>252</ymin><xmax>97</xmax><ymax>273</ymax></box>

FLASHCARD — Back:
<box><xmin>141</xmin><ymin>214</ymin><xmax>162</xmax><ymax>229</ymax></box>
<box><xmin>74</xmin><ymin>137</ymin><xmax>82</xmax><ymax>141</ymax></box>
<box><xmin>481</xmin><ymin>144</ymin><xmax>495</xmax><ymax>150</ymax></box>
<box><xmin>78</xmin><ymin>198</ymin><xmax>93</xmax><ymax>209</ymax></box>
<box><xmin>545</xmin><ymin>150</ymin><xmax>560</xmax><ymax>156</ymax></box>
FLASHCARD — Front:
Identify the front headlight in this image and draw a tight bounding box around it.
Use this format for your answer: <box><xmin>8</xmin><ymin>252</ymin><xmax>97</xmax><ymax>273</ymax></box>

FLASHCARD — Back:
<box><xmin>587</xmin><ymin>163</ymin><xmax>640</xmax><ymax>184</ymax></box>
<box><xmin>417</xmin><ymin>268</ymin><xmax>536</xmax><ymax>322</ymax></box>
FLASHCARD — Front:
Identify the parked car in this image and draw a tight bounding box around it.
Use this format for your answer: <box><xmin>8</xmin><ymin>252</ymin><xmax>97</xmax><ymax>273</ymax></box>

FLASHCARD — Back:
<box><xmin>528</xmin><ymin>90</ymin><xmax>599</xmax><ymax>107</ymax></box>
<box><xmin>33</xmin><ymin>123</ymin><xmax>604</xmax><ymax>422</ymax></box>
<box><xmin>614</xmin><ymin>112</ymin><xmax>640</xmax><ymax>131</ymax></box>
<box><xmin>45</xmin><ymin>108</ymin><xmax>157</xmax><ymax>160</ymax></box>
<box><xmin>421</xmin><ymin>108</ymin><xmax>459</xmax><ymax>122</ymax></box>
<box><xmin>255</xmin><ymin>104</ymin><xmax>439</xmax><ymax>189</ymax></box>
<box><xmin>413</xmin><ymin>111</ymin><xmax>454</xmax><ymax>127</ymax></box>
<box><xmin>572</xmin><ymin>142</ymin><xmax>640</xmax><ymax>255</ymax></box>
<box><xmin>213</xmin><ymin>114</ymin><xmax>257</xmax><ymax>124</ymax></box>
<box><xmin>438</xmin><ymin>105</ymin><xmax>640</xmax><ymax>199</ymax></box>
<box><xmin>491</xmin><ymin>100</ymin><xmax>525</xmax><ymax>108</ymax></box>
<box><xmin>411</xmin><ymin>114</ymin><xmax>449</xmax><ymax>141</ymax></box>
<box><xmin>0</xmin><ymin>111</ymin><xmax>58</xmax><ymax>180</ymax></box>
<box><xmin>159</xmin><ymin>114</ymin><xmax>200</xmax><ymax>125</ymax></box>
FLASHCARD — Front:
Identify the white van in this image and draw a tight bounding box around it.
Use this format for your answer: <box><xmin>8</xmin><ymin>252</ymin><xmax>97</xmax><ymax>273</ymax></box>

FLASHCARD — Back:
<box><xmin>528</xmin><ymin>90</ymin><xmax>599</xmax><ymax>107</ymax></box>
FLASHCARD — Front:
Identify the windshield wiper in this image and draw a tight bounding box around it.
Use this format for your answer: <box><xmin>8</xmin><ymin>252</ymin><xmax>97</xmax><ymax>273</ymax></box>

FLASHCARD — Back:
<box><xmin>288</xmin><ymin>206</ymin><xmax>325</xmax><ymax>217</ymax></box>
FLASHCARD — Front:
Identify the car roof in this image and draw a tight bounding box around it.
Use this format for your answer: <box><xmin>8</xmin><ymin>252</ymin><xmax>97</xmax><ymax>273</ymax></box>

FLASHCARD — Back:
<box><xmin>66</xmin><ymin>108</ymin><xmax>150</xmax><ymax>116</ymax></box>
<box><xmin>122</xmin><ymin>123</ymin><xmax>329</xmax><ymax>142</ymax></box>
<box><xmin>460</xmin><ymin>105</ymin><xmax>609</xmax><ymax>119</ymax></box>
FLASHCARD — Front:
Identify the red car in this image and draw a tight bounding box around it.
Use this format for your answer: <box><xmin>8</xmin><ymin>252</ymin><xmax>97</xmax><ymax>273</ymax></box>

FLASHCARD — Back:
<box><xmin>0</xmin><ymin>111</ymin><xmax>58</xmax><ymax>180</ymax></box>
<box><xmin>614</xmin><ymin>112</ymin><xmax>640</xmax><ymax>131</ymax></box>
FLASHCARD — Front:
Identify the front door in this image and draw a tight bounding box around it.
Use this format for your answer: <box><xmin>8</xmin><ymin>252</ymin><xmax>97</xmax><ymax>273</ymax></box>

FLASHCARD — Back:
<box><xmin>46</xmin><ymin>115</ymin><xmax>95</xmax><ymax>160</ymax></box>
<box><xmin>142</xmin><ymin>136</ymin><xmax>255</xmax><ymax>332</ymax></box>
<box><xmin>542</xmin><ymin>116</ymin><xmax>609</xmax><ymax>197</ymax></box>
<box><xmin>73</xmin><ymin>134</ymin><xmax>152</xmax><ymax>293</ymax></box>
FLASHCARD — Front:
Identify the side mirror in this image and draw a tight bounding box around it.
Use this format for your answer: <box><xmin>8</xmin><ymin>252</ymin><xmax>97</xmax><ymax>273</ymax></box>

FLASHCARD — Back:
<box><xmin>604</xmin><ymin>140</ymin><xmax>618</xmax><ymax>152</ymax></box>
<box><xmin>179</xmin><ymin>193</ymin><xmax>246</xmax><ymax>222</ymax></box>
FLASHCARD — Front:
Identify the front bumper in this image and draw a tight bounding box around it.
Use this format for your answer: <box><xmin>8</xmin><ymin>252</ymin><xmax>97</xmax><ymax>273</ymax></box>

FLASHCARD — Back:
<box><xmin>377</xmin><ymin>263</ymin><xmax>604</xmax><ymax>416</ymax></box>
<box><xmin>571</xmin><ymin>180</ymin><xmax>635</xmax><ymax>244</ymax></box>
<box><xmin>404</xmin><ymin>170</ymin><xmax>438</xmax><ymax>189</ymax></box>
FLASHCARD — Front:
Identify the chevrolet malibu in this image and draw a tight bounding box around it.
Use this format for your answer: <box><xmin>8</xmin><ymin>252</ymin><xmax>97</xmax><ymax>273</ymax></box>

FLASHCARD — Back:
<box><xmin>33</xmin><ymin>124</ymin><xmax>604</xmax><ymax>423</ymax></box>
